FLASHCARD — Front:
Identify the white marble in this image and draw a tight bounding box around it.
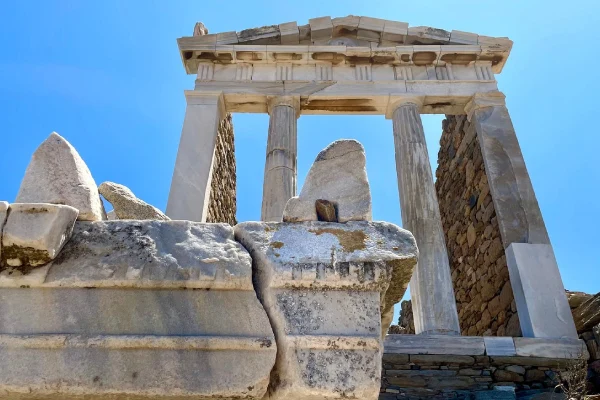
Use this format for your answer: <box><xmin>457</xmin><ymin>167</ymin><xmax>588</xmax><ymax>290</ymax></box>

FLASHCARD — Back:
<box><xmin>391</xmin><ymin>101</ymin><xmax>460</xmax><ymax>335</ymax></box>
<box><xmin>385</xmin><ymin>335</ymin><xmax>485</xmax><ymax>355</ymax></box>
<box><xmin>506</xmin><ymin>243</ymin><xmax>578</xmax><ymax>339</ymax></box>
<box><xmin>283</xmin><ymin>139</ymin><xmax>372</xmax><ymax>223</ymax></box>
<box><xmin>235</xmin><ymin>221</ymin><xmax>417</xmax><ymax>400</ymax></box>
<box><xmin>166</xmin><ymin>91</ymin><xmax>224</xmax><ymax>222</ymax></box>
<box><xmin>514</xmin><ymin>337</ymin><xmax>589</xmax><ymax>359</ymax></box>
<box><xmin>1</xmin><ymin>203</ymin><xmax>78</xmax><ymax>270</ymax></box>
<box><xmin>484</xmin><ymin>337</ymin><xmax>516</xmax><ymax>356</ymax></box>
<box><xmin>16</xmin><ymin>132</ymin><xmax>105</xmax><ymax>221</ymax></box>
<box><xmin>261</xmin><ymin>98</ymin><xmax>298</xmax><ymax>222</ymax></box>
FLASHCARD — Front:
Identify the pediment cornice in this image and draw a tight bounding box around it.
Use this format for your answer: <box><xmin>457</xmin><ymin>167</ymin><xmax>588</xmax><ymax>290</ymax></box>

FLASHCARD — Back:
<box><xmin>177</xmin><ymin>16</ymin><xmax>512</xmax><ymax>75</ymax></box>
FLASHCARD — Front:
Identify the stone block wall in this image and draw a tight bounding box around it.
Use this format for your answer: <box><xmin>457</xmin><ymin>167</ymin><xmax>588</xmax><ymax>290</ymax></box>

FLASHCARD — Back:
<box><xmin>434</xmin><ymin>115</ymin><xmax>520</xmax><ymax>337</ymax></box>
<box><xmin>206</xmin><ymin>113</ymin><xmax>237</xmax><ymax>225</ymax></box>
<box><xmin>380</xmin><ymin>352</ymin><xmax>563</xmax><ymax>400</ymax></box>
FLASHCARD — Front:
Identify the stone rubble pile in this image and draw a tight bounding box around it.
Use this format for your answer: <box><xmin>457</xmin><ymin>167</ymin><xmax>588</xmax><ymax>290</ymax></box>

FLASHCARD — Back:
<box><xmin>0</xmin><ymin>136</ymin><xmax>417</xmax><ymax>400</ymax></box>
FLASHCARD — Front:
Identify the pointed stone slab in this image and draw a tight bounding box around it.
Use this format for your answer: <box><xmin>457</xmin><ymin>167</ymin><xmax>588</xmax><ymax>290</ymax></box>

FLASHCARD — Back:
<box><xmin>16</xmin><ymin>132</ymin><xmax>106</xmax><ymax>221</ymax></box>
<box><xmin>1</xmin><ymin>203</ymin><xmax>78</xmax><ymax>272</ymax></box>
<box><xmin>283</xmin><ymin>139</ymin><xmax>372</xmax><ymax>223</ymax></box>
<box><xmin>235</xmin><ymin>221</ymin><xmax>417</xmax><ymax>400</ymax></box>
<box><xmin>99</xmin><ymin>181</ymin><xmax>169</xmax><ymax>221</ymax></box>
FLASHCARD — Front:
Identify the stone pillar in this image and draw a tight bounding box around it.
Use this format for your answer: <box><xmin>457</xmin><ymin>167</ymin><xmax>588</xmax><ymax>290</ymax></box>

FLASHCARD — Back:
<box><xmin>261</xmin><ymin>96</ymin><xmax>299</xmax><ymax>222</ymax></box>
<box><xmin>391</xmin><ymin>100</ymin><xmax>461</xmax><ymax>335</ymax></box>
<box><xmin>166</xmin><ymin>91</ymin><xmax>224</xmax><ymax>222</ymax></box>
<box><xmin>466</xmin><ymin>92</ymin><xmax>577</xmax><ymax>339</ymax></box>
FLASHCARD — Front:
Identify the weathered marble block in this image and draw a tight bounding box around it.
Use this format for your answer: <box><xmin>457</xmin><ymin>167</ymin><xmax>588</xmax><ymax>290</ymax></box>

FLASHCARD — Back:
<box><xmin>1</xmin><ymin>203</ymin><xmax>78</xmax><ymax>271</ymax></box>
<box><xmin>235</xmin><ymin>221</ymin><xmax>418</xmax><ymax>400</ymax></box>
<box><xmin>0</xmin><ymin>220</ymin><xmax>276</xmax><ymax>399</ymax></box>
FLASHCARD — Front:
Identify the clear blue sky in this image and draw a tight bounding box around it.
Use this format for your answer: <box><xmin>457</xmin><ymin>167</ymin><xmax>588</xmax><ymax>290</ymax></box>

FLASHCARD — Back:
<box><xmin>1</xmin><ymin>1</ymin><xmax>598</xmax><ymax>324</ymax></box>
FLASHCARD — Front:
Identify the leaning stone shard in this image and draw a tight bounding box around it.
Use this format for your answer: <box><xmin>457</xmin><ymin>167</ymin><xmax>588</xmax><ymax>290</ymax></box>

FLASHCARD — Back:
<box><xmin>283</xmin><ymin>139</ymin><xmax>372</xmax><ymax>223</ymax></box>
<box><xmin>0</xmin><ymin>221</ymin><xmax>276</xmax><ymax>399</ymax></box>
<box><xmin>1</xmin><ymin>203</ymin><xmax>78</xmax><ymax>272</ymax></box>
<box><xmin>16</xmin><ymin>132</ymin><xmax>106</xmax><ymax>221</ymax></box>
<box><xmin>235</xmin><ymin>221</ymin><xmax>418</xmax><ymax>400</ymax></box>
<box><xmin>99</xmin><ymin>181</ymin><xmax>170</xmax><ymax>221</ymax></box>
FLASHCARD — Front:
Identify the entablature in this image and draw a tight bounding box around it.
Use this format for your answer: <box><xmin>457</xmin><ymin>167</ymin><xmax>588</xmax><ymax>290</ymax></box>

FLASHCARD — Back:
<box><xmin>178</xmin><ymin>16</ymin><xmax>512</xmax><ymax>75</ymax></box>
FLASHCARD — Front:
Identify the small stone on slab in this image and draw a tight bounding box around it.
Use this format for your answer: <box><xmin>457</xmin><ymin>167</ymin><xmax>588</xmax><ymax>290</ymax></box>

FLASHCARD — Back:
<box><xmin>16</xmin><ymin>132</ymin><xmax>106</xmax><ymax>221</ymax></box>
<box><xmin>315</xmin><ymin>199</ymin><xmax>337</xmax><ymax>222</ymax></box>
<box><xmin>1</xmin><ymin>203</ymin><xmax>78</xmax><ymax>272</ymax></box>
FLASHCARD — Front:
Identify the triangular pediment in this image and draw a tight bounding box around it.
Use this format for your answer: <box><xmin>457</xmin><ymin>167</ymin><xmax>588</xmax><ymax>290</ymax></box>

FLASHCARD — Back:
<box><xmin>177</xmin><ymin>16</ymin><xmax>512</xmax><ymax>75</ymax></box>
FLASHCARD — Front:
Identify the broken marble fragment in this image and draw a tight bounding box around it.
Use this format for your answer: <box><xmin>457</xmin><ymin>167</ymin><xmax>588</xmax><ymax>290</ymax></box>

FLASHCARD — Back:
<box><xmin>235</xmin><ymin>221</ymin><xmax>417</xmax><ymax>400</ymax></box>
<box><xmin>283</xmin><ymin>139</ymin><xmax>372</xmax><ymax>223</ymax></box>
<box><xmin>16</xmin><ymin>132</ymin><xmax>106</xmax><ymax>221</ymax></box>
<box><xmin>99</xmin><ymin>181</ymin><xmax>169</xmax><ymax>221</ymax></box>
<box><xmin>1</xmin><ymin>203</ymin><xmax>78</xmax><ymax>272</ymax></box>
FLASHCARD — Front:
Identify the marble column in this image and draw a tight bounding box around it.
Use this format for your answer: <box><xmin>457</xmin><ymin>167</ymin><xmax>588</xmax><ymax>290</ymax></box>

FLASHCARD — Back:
<box><xmin>466</xmin><ymin>92</ymin><xmax>577</xmax><ymax>338</ymax></box>
<box><xmin>166</xmin><ymin>91</ymin><xmax>224</xmax><ymax>222</ymax></box>
<box><xmin>391</xmin><ymin>100</ymin><xmax>461</xmax><ymax>335</ymax></box>
<box><xmin>261</xmin><ymin>97</ymin><xmax>299</xmax><ymax>222</ymax></box>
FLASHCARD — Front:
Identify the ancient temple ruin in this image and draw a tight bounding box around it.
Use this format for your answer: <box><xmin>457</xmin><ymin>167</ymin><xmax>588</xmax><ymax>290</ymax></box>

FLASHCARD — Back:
<box><xmin>0</xmin><ymin>15</ymin><xmax>597</xmax><ymax>400</ymax></box>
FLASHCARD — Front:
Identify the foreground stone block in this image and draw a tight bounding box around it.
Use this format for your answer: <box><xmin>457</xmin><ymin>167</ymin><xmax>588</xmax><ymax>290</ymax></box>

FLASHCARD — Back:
<box><xmin>235</xmin><ymin>221</ymin><xmax>417</xmax><ymax>400</ymax></box>
<box><xmin>1</xmin><ymin>203</ymin><xmax>78</xmax><ymax>272</ymax></box>
<box><xmin>16</xmin><ymin>132</ymin><xmax>106</xmax><ymax>221</ymax></box>
<box><xmin>99</xmin><ymin>181</ymin><xmax>170</xmax><ymax>221</ymax></box>
<box><xmin>283</xmin><ymin>140</ymin><xmax>372</xmax><ymax>223</ymax></box>
<box><xmin>0</xmin><ymin>221</ymin><xmax>276</xmax><ymax>399</ymax></box>
<box><xmin>506</xmin><ymin>243</ymin><xmax>577</xmax><ymax>339</ymax></box>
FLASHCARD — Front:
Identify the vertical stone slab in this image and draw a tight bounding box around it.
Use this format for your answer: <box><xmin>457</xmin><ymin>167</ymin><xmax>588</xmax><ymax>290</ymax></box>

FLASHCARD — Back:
<box><xmin>261</xmin><ymin>97</ymin><xmax>299</xmax><ymax>222</ymax></box>
<box><xmin>465</xmin><ymin>92</ymin><xmax>550</xmax><ymax>247</ymax></box>
<box><xmin>167</xmin><ymin>91</ymin><xmax>224</xmax><ymax>222</ymax></box>
<box><xmin>506</xmin><ymin>243</ymin><xmax>577</xmax><ymax>339</ymax></box>
<box><xmin>391</xmin><ymin>100</ymin><xmax>461</xmax><ymax>335</ymax></box>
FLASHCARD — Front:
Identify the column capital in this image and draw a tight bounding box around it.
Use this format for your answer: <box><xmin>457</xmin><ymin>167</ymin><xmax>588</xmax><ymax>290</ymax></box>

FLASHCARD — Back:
<box><xmin>385</xmin><ymin>96</ymin><xmax>425</xmax><ymax>119</ymax></box>
<box><xmin>464</xmin><ymin>91</ymin><xmax>506</xmax><ymax>121</ymax></box>
<box><xmin>184</xmin><ymin>90</ymin><xmax>225</xmax><ymax>119</ymax></box>
<box><xmin>267</xmin><ymin>96</ymin><xmax>301</xmax><ymax>118</ymax></box>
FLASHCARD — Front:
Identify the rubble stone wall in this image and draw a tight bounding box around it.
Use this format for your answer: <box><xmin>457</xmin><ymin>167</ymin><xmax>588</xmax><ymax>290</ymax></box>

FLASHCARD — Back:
<box><xmin>206</xmin><ymin>113</ymin><xmax>237</xmax><ymax>225</ymax></box>
<box><xmin>380</xmin><ymin>352</ymin><xmax>564</xmax><ymax>400</ymax></box>
<box><xmin>434</xmin><ymin>115</ymin><xmax>520</xmax><ymax>336</ymax></box>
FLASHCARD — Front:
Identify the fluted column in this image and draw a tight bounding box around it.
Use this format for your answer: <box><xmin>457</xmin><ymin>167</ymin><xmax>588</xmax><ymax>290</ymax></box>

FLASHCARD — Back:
<box><xmin>166</xmin><ymin>91</ymin><xmax>224</xmax><ymax>222</ymax></box>
<box><xmin>261</xmin><ymin>96</ymin><xmax>299</xmax><ymax>222</ymax></box>
<box><xmin>391</xmin><ymin>100</ymin><xmax>461</xmax><ymax>335</ymax></box>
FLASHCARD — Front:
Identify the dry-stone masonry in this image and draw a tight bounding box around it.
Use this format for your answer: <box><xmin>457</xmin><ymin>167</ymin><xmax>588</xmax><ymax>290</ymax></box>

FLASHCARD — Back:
<box><xmin>283</xmin><ymin>139</ymin><xmax>371</xmax><ymax>223</ymax></box>
<box><xmin>206</xmin><ymin>113</ymin><xmax>237</xmax><ymax>225</ymax></box>
<box><xmin>435</xmin><ymin>115</ymin><xmax>520</xmax><ymax>337</ymax></box>
<box><xmin>1</xmin><ymin>203</ymin><xmax>78</xmax><ymax>272</ymax></box>
<box><xmin>99</xmin><ymin>181</ymin><xmax>170</xmax><ymax>221</ymax></box>
<box><xmin>235</xmin><ymin>220</ymin><xmax>418</xmax><ymax>400</ymax></box>
<box><xmin>380</xmin><ymin>335</ymin><xmax>585</xmax><ymax>400</ymax></box>
<box><xmin>16</xmin><ymin>132</ymin><xmax>106</xmax><ymax>221</ymax></box>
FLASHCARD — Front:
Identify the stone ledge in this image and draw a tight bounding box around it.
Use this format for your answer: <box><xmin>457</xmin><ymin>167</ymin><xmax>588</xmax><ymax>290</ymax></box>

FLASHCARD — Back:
<box><xmin>384</xmin><ymin>334</ymin><xmax>589</xmax><ymax>360</ymax></box>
